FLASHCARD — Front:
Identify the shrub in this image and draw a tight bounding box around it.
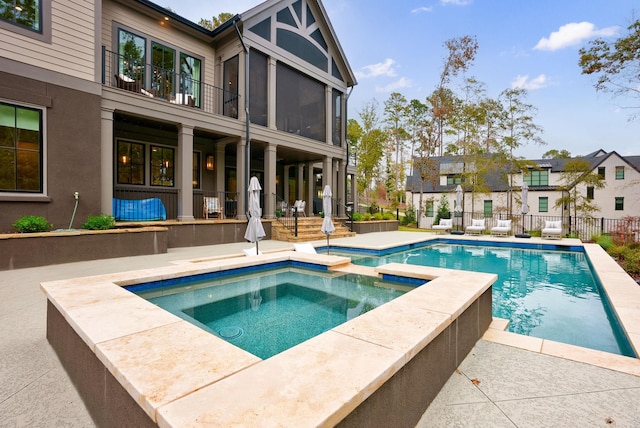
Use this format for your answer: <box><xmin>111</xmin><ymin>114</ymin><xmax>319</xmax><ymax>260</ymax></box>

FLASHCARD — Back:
<box><xmin>12</xmin><ymin>216</ymin><xmax>52</xmax><ymax>233</ymax></box>
<box><xmin>382</xmin><ymin>212</ymin><xmax>395</xmax><ymax>220</ymax></box>
<box><xmin>623</xmin><ymin>250</ymin><xmax>640</xmax><ymax>275</ymax></box>
<box><xmin>593</xmin><ymin>234</ymin><xmax>615</xmax><ymax>251</ymax></box>
<box><xmin>403</xmin><ymin>205</ymin><xmax>416</xmax><ymax>226</ymax></box>
<box><xmin>351</xmin><ymin>212</ymin><xmax>363</xmax><ymax>221</ymax></box>
<box><xmin>83</xmin><ymin>213</ymin><xmax>116</xmax><ymax>230</ymax></box>
<box><xmin>372</xmin><ymin>212</ymin><xmax>383</xmax><ymax>221</ymax></box>
<box><xmin>362</xmin><ymin>213</ymin><xmax>372</xmax><ymax>221</ymax></box>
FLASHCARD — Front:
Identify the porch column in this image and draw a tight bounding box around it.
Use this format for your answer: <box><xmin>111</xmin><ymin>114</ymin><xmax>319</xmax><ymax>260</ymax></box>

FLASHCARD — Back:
<box><xmin>297</xmin><ymin>163</ymin><xmax>305</xmax><ymax>203</ymax></box>
<box><xmin>177</xmin><ymin>124</ymin><xmax>194</xmax><ymax>221</ymax></box>
<box><xmin>323</xmin><ymin>156</ymin><xmax>332</xmax><ymax>189</ymax></box>
<box><xmin>215</xmin><ymin>143</ymin><xmax>226</xmax><ymax>196</ymax></box>
<box><xmin>284</xmin><ymin>166</ymin><xmax>290</xmax><ymax>205</ymax></box>
<box><xmin>236</xmin><ymin>138</ymin><xmax>247</xmax><ymax>220</ymax></box>
<box><xmin>337</xmin><ymin>160</ymin><xmax>345</xmax><ymax>216</ymax></box>
<box><xmin>306</xmin><ymin>162</ymin><xmax>314</xmax><ymax>216</ymax></box>
<box><xmin>100</xmin><ymin>107</ymin><xmax>114</xmax><ymax>217</ymax></box>
<box><xmin>268</xmin><ymin>57</ymin><xmax>277</xmax><ymax>130</ymax></box>
<box><xmin>264</xmin><ymin>143</ymin><xmax>277</xmax><ymax>218</ymax></box>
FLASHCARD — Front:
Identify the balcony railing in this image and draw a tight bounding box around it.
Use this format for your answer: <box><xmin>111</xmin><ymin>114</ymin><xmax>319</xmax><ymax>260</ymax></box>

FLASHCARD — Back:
<box><xmin>102</xmin><ymin>47</ymin><xmax>239</xmax><ymax>118</ymax></box>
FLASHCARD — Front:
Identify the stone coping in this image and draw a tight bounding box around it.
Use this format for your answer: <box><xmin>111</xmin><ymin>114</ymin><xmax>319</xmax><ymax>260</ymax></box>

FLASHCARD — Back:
<box><xmin>40</xmin><ymin>250</ymin><xmax>495</xmax><ymax>426</ymax></box>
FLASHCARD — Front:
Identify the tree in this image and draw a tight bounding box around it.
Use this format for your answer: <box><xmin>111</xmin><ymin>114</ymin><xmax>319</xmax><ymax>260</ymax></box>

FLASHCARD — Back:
<box><xmin>434</xmin><ymin>194</ymin><xmax>451</xmax><ymax>225</ymax></box>
<box><xmin>579</xmin><ymin>20</ymin><xmax>640</xmax><ymax>119</ymax></box>
<box><xmin>554</xmin><ymin>158</ymin><xmax>606</xmax><ymax>221</ymax></box>
<box><xmin>354</xmin><ymin>101</ymin><xmax>386</xmax><ymax>203</ymax></box>
<box><xmin>383</xmin><ymin>92</ymin><xmax>409</xmax><ymax>204</ymax></box>
<box><xmin>199</xmin><ymin>12</ymin><xmax>234</xmax><ymax>30</ymax></box>
<box><xmin>542</xmin><ymin>149</ymin><xmax>572</xmax><ymax>159</ymax></box>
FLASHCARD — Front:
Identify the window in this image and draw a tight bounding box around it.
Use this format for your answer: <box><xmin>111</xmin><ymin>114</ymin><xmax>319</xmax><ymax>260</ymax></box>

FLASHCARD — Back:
<box><xmin>249</xmin><ymin>49</ymin><xmax>268</xmax><ymax>126</ymax></box>
<box><xmin>524</xmin><ymin>170</ymin><xmax>549</xmax><ymax>186</ymax></box>
<box><xmin>332</xmin><ymin>89</ymin><xmax>342</xmax><ymax>146</ymax></box>
<box><xmin>615</xmin><ymin>166</ymin><xmax>624</xmax><ymax>180</ymax></box>
<box><xmin>117</xmin><ymin>141</ymin><xmax>145</xmax><ymax>185</ymax></box>
<box><xmin>192</xmin><ymin>152</ymin><xmax>200</xmax><ymax>188</ymax></box>
<box><xmin>0</xmin><ymin>102</ymin><xmax>42</xmax><ymax>193</ymax></box>
<box><xmin>151</xmin><ymin>42</ymin><xmax>175</xmax><ymax>100</ymax></box>
<box><xmin>179</xmin><ymin>53</ymin><xmax>201</xmax><ymax>107</ymax></box>
<box><xmin>118</xmin><ymin>29</ymin><xmax>146</xmax><ymax>85</ymax></box>
<box><xmin>615</xmin><ymin>197</ymin><xmax>624</xmax><ymax>211</ymax></box>
<box><xmin>586</xmin><ymin>186</ymin><xmax>594</xmax><ymax>200</ymax></box>
<box><xmin>446</xmin><ymin>175</ymin><xmax>462</xmax><ymax>185</ymax></box>
<box><xmin>426</xmin><ymin>200</ymin><xmax>434</xmax><ymax>217</ymax></box>
<box><xmin>483</xmin><ymin>200</ymin><xmax>492</xmax><ymax>217</ymax></box>
<box><xmin>150</xmin><ymin>146</ymin><xmax>174</xmax><ymax>187</ymax></box>
<box><xmin>276</xmin><ymin>62</ymin><xmax>326</xmax><ymax>142</ymax></box>
<box><xmin>0</xmin><ymin>0</ymin><xmax>41</xmax><ymax>32</ymax></box>
<box><xmin>598</xmin><ymin>167</ymin><xmax>605</xmax><ymax>178</ymax></box>
<box><xmin>223</xmin><ymin>55</ymin><xmax>239</xmax><ymax>119</ymax></box>
<box><xmin>539</xmin><ymin>197</ymin><xmax>548</xmax><ymax>213</ymax></box>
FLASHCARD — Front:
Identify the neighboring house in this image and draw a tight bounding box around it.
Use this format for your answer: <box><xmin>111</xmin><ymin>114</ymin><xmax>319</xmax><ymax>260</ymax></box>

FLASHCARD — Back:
<box><xmin>0</xmin><ymin>0</ymin><xmax>357</xmax><ymax>232</ymax></box>
<box><xmin>406</xmin><ymin>150</ymin><xmax>640</xmax><ymax>230</ymax></box>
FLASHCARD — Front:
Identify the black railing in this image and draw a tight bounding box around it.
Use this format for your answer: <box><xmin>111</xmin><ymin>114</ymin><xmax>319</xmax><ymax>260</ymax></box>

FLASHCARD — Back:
<box><xmin>336</xmin><ymin>200</ymin><xmax>354</xmax><ymax>232</ymax></box>
<box><xmin>273</xmin><ymin>194</ymin><xmax>298</xmax><ymax>237</ymax></box>
<box><xmin>102</xmin><ymin>47</ymin><xmax>239</xmax><ymax>117</ymax></box>
<box><xmin>113</xmin><ymin>187</ymin><xmax>178</xmax><ymax>221</ymax></box>
<box><xmin>195</xmin><ymin>191</ymin><xmax>239</xmax><ymax>219</ymax></box>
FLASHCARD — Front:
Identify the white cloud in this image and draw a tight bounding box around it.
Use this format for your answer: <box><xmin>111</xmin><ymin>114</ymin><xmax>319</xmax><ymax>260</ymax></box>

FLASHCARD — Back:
<box><xmin>534</xmin><ymin>22</ymin><xmax>619</xmax><ymax>51</ymax></box>
<box><xmin>440</xmin><ymin>0</ymin><xmax>472</xmax><ymax>5</ymax></box>
<box><xmin>355</xmin><ymin>58</ymin><xmax>398</xmax><ymax>79</ymax></box>
<box><xmin>511</xmin><ymin>74</ymin><xmax>549</xmax><ymax>90</ymax></box>
<box><xmin>375</xmin><ymin>77</ymin><xmax>412</xmax><ymax>93</ymax></box>
<box><xmin>411</xmin><ymin>6</ymin><xmax>433</xmax><ymax>14</ymax></box>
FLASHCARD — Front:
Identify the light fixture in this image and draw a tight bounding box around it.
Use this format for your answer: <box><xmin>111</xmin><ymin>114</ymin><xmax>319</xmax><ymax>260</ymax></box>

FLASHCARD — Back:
<box><xmin>121</xmin><ymin>155</ymin><xmax>128</xmax><ymax>164</ymax></box>
<box><xmin>206</xmin><ymin>155</ymin><xmax>214</xmax><ymax>171</ymax></box>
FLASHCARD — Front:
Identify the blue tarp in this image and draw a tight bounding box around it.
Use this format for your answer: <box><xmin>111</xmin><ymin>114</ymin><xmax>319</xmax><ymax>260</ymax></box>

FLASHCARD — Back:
<box><xmin>113</xmin><ymin>198</ymin><xmax>166</xmax><ymax>221</ymax></box>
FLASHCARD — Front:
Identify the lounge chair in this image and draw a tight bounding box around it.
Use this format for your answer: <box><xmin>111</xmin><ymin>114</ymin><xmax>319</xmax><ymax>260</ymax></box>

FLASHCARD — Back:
<box><xmin>114</xmin><ymin>73</ymin><xmax>141</xmax><ymax>93</ymax></box>
<box><xmin>432</xmin><ymin>218</ymin><xmax>453</xmax><ymax>234</ymax></box>
<box><xmin>293</xmin><ymin>243</ymin><xmax>317</xmax><ymax>254</ymax></box>
<box><xmin>203</xmin><ymin>196</ymin><xmax>223</xmax><ymax>219</ymax></box>
<box><xmin>542</xmin><ymin>220</ymin><xmax>562</xmax><ymax>239</ymax></box>
<box><xmin>491</xmin><ymin>219</ymin><xmax>512</xmax><ymax>237</ymax></box>
<box><xmin>465</xmin><ymin>219</ymin><xmax>486</xmax><ymax>235</ymax></box>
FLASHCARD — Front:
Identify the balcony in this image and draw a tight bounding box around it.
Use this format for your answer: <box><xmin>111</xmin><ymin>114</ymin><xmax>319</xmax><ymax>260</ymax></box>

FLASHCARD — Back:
<box><xmin>101</xmin><ymin>47</ymin><xmax>239</xmax><ymax>118</ymax></box>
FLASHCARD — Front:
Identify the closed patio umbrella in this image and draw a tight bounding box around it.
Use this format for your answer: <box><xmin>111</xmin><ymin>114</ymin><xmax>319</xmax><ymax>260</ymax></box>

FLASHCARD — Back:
<box><xmin>321</xmin><ymin>185</ymin><xmax>335</xmax><ymax>254</ymax></box>
<box><xmin>244</xmin><ymin>176</ymin><xmax>266</xmax><ymax>253</ymax></box>
<box><xmin>517</xmin><ymin>182</ymin><xmax>530</xmax><ymax>238</ymax></box>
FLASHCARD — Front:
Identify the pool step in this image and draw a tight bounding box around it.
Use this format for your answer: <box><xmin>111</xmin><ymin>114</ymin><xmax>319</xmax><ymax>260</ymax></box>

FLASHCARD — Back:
<box><xmin>271</xmin><ymin>216</ymin><xmax>355</xmax><ymax>242</ymax></box>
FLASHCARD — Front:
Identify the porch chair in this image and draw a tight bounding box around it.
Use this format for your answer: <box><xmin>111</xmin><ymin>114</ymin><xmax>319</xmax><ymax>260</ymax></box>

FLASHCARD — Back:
<box><xmin>491</xmin><ymin>219</ymin><xmax>512</xmax><ymax>237</ymax></box>
<box><xmin>203</xmin><ymin>196</ymin><xmax>223</xmax><ymax>219</ymax></box>
<box><xmin>293</xmin><ymin>200</ymin><xmax>306</xmax><ymax>216</ymax></box>
<box><xmin>465</xmin><ymin>219</ymin><xmax>486</xmax><ymax>235</ymax></box>
<box><xmin>541</xmin><ymin>220</ymin><xmax>562</xmax><ymax>239</ymax></box>
<box><xmin>432</xmin><ymin>218</ymin><xmax>453</xmax><ymax>234</ymax></box>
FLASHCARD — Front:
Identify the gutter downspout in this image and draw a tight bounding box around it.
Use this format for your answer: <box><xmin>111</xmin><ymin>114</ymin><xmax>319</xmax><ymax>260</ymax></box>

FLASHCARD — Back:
<box><xmin>234</xmin><ymin>19</ymin><xmax>250</xmax><ymax>218</ymax></box>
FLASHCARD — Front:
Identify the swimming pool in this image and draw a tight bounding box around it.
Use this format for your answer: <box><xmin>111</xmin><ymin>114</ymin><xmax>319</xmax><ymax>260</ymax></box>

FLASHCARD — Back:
<box><xmin>131</xmin><ymin>267</ymin><xmax>414</xmax><ymax>359</ymax></box>
<box><xmin>333</xmin><ymin>242</ymin><xmax>635</xmax><ymax>357</ymax></box>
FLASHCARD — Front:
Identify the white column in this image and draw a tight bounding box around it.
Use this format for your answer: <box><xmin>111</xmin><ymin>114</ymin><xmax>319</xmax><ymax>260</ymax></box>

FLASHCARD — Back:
<box><xmin>323</xmin><ymin>156</ymin><xmax>332</xmax><ymax>189</ymax></box>
<box><xmin>100</xmin><ymin>107</ymin><xmax>114</xmax><ymax>216</ymax></box>
<box><xmin>306</xmin><ymin>162</ymin><xmax>314</xmax><ymax>216</ymax></box>
<box><xmin>177</xmin><ymin>124</ymin><xmax>194</xmax><ymax>221</ymax></box>
<box><xmin>264</xmin><ymin>143</ymin><xmax>277</xmax><ymax>218</ymax></box>
<box><xmin>215</xmin><ymin>143</ymin><xmax>226</xmax><ymax>195</ymax></box>
<box><xmin>236</xmin><ymin>138</ymin><xmax>247</xmax><ymax>220</ymax></box>
<box><xmin>297</xmin><ymin>163</ymin><xmax>305</xmax><ymax>202</ymax></box>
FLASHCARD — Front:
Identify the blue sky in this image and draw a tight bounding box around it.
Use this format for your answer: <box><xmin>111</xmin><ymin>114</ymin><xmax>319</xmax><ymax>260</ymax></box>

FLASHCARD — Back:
<box><xmin>158</xmin><ymin>0</ymin><xmax>640</xmax><ymax>159</ymax></box>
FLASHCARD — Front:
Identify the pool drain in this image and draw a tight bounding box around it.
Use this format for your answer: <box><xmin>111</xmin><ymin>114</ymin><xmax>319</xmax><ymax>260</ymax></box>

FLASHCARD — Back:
<box><xmin>218</xmin><ymin>326</ymin><xmax>244</xmax><ymax>340</ymax></box>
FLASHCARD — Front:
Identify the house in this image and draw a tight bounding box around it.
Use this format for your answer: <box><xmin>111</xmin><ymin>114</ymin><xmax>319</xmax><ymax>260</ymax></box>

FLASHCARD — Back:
<box><xmin>0</xmin><ymin>0</ymin><xmax>357</xmax><ymax>232</ymax></box>
<box><xmin>406</xmin><ymin>150</ymin><xmax>640</xmax><ymax>234</ymax></box>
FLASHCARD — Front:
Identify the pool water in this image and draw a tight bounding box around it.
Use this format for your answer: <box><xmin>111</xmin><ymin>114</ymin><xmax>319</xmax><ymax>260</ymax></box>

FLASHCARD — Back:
<box><xmin>133</xmin><ymin>268</ymin><xmax>412</xmax><ymax>359</ymax></box>
<box><xmin>339</xmin><ymin>243</ymin><xmax>634</xmax><ymax>357</ymax></box>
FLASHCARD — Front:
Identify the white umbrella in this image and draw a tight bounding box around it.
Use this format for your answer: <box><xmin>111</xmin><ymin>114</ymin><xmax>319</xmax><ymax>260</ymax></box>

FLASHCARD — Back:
<box><xmin>244</xmin><ymin>176</ymin><xmax>266</xmax><ymax>253</ymax></box>
<box><xmin>454</xmin><ymin>184</ymin><xmax>463</xmax><ymax>231</ymax></box>
<box><xmin>321</xmin><ymin>185</ymin><xmax>335</xmax><ymax>254</ymax></box>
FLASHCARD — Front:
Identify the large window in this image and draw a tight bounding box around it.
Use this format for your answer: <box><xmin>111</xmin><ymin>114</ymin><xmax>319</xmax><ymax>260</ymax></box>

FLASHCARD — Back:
<box><xmin>276</xmin><ymin>62</ymin><xmax>326</xmax><ymax>142</ymax></box>
<box><xmin>150</xmin><ymin>146</ymin><xmax>174</xmax><ymax>187</ymax></box>
<box><xmin>250</xmin><ymin>49</ymin><xmax>268</xmax><ymax>126</ymax></box>
<box><xmin>0</xmin><ymin>103</ymin><xmax>42</xmax><ymax>193</ymax></box>
<box><xmin>598</xmin><ymin>167</ymin><xmax>605</xmax><ymax>178</ymax></box>
<box><xmin>332</xmin><ymin>89</ymin><xmax>342</xmax><ymax>146</ymax></box>
<box><xmin>118</xmin><ymin>29</ymin><xmax>146</xmax><ymax>85</ymax></box>
<box><xmin>223</xmin><ymin>55</ymin><xmax>239</xmax><ymax>118</ymax></box>
<box><xmin>0</xmin><ymin>0</ymin><xmax>40</xmax><ymax>32</ymax></box>
<box><xmin>615</xmin><ymin>197</ymin><xmax>624</xmax><ymax>211</ymax></box>
<box><xmin>446</xmin><ymin>175</ymin><xmax>462</xmax><ymax>185</ymax></box>
<box><xmin>117</xmin><ymin>141</ymin><xmax>145</xmax><ymax>185</ymax></box>
<box><xmin>524</xmin><ymin>170</ymin><xmax>548</xmax><ymax>186</ymax></box>
<box><xmin>179</xmin><ymin>53</ymin><xmax>201</xmax><ymax>107</ymax></box>
<box><xmin>586</xmin><ymin>186</ymin><xmax>594</xmax><ymax>200</ymax></box>
<box><xmin>615</xmin><ymin>166</ymin><xmax>625</xmax><ymax>180</ymax></box>
<box><xmin>538</xmin><ymin>196</ymin><xmax>548</xmax><ymax>213</ymax></box>
<box><xmin>426</xmin><ymin>200</ymin><xmax>434</xmax><ymax>217</ymax></box>
<box><xmin>152</xmin><ymin>42</ymin><xmax>175</xmax><ymax>100</ymax></box>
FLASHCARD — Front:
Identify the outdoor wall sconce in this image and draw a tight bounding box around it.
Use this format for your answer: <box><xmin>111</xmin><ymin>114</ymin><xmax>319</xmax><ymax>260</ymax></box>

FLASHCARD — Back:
<box><xmin>206</xmin><ymin>155</ymin><xmax>214</xmax><ymax>171</ymax></box>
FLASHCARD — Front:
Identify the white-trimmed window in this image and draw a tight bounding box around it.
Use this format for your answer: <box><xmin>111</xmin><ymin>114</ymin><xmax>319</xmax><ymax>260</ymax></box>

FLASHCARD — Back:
<box><xmin>0</xmin><ymin>102</ymin><xmax>44</xmax><ymax>193</ymax></box>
